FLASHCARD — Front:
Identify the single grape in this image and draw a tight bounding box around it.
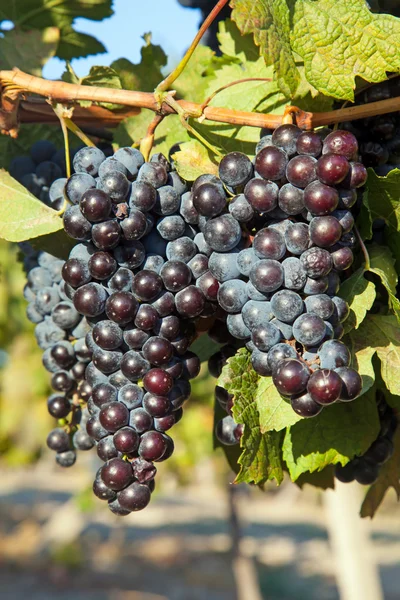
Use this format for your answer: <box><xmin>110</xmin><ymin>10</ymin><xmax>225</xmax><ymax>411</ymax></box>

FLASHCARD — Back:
<box><xmin>284</xmin><ymin>223</ymin><xmax>310</xmax><ymax>256</ymax></box>
<box><xmin>253</xmin><ymin>227</ymin><xmax>286</xmax><ymax>260</ymax></box>
<box><xmin>286</xmin><ymin>155</ymin><xmax>317</xmax><ymax>188</ymax></box>
<box><xmin>336</xmin><ymin>367</ymin><xmax>362</xmax><ymax>401</ymax></box>
<box><xmin>175</xmin><ymin>285</ymin><xmax>205</xmax><ymax>318</ymax></box>
<box><xmin>242</xmin><ymin>300</ymin><xmax>273</xmax><ymax>330</ymax></box>
<box><xmin>278</xmin><ymin>184</ymin><xmax>305</xmax><ymax>215</ymax></box>
<box><xmin>63</xmin><ymin>205</ymin><xmax>92</xmax><ymax>241</ymax></box>
<box><xmin>282</xmin><ymin>257</ymin><xmax>307</xmax><ymax>291</ymax></box>
<box><xmin>307</xmin><ymin>369</ymin><xmax>343</xmax><ymax>405</ymax></box>
<box><xmin>270</xmin><ymin>290</ymin><xmax>304</xmax><ymax>323</ymax></box>
<box><xmin>166</xmin><ymin>236</ymin><xmax>197</xmax><ymax>262</ymax></box>
<box><xmin>143</xmin><ymin>368</ymin><xmax>173</xmax><ymax>395</ymax></box>
<box><xmin>303</xmin><ymin>181</ymin><xmax>339</xmax><ymax>215</ymax></box>
<box><xmin>92</xmin><ymin>219</ymin><xmax>121</xmax><ymax>250</ymax></box>
<box><xmin>322</xmin><ymin>130</ymin><xmax>358</xmax><ymax>160</ymax></box>
<box><xmin>193</xmin><ymin>183</ymin><xmax>226</xmax><ymax>217</ymax></box>
<box><xmin>208</xmin><ymin>250</ymin><xmax>241</xmax><ymax>282</ymax></box>
<box><xmin>300</xmin><ymin>247</ymin><xmax>333</xmax><ymax>278</ymax></box>
<box><xmin>118</xmin><ymin>481</ymin><xmax>151</xmax><ymax>512</ymax></box>
<box><xmin>255</xmin><ymin>146</ymin><xmax>288</xmax><ymax>181</ymax></box>
<box><xmin>293</xmin><ymin>314</ymin><xmax>327</xmax><ymax>347</ymax></box>
<box><xmin>244</xmin><ymin>178</ymin><xmax>278</xmax><ymax>213</ymax></box>
<box><xmin>304</xmin><ymin>294</ymin><xmax>334</xmax><ymax>320</ymax></box>
<box><xmin>226</xmin><ymin>313</ymin><xmax>251</xmax><ymax>340</ymax></box>
<box><xmin>249</xmin><ymin>259</ymin><xmax>284</xmax><ymax>293</ymax></box>
<box><xmin>105</xmin><ymin>291</ymin><xmax>137</xmax><ymax>325</ymax></box>
<box><xmin>309</xmin><ymin>216</ymin><xmax>342</xmax><ymax>247</ymax></box>
<box><xmin>203</xmin><ymin>215</ymin><xmax>241</xmax><ymax>252</ymax></box>
<box><xmin>73</xmin><ymin>282</ymin><xmax>107</xmax><ymax>317</ymax></box>
<box><xmin>65</xmin><ymin>173</ymin><xmax>96</xmax><ymax>205</ymax></box>
<box><xmin>291</xmin><ymin>393</ymin><xmax>323</xmax><ymax>417</ymax></box>
<box><xmin>219</xmin><ymin>152</ymin><xmax>253</xmax><ymax>187</ymax></box>
<box><xmin>215</xmin><ymin>416</ymin><xmax>240</xmax><ymax>446</ymax></box>
<box><xmin>188</xmin><ymin>254</ymin><xmax>208</xmax><ymax>279</ymax></box>
<box><xmin>120</xmin><ymin>351</ymin><xmax>150</xmax><ymax>381</ymax></box>
<box><xmin>217</xmin><ymin>279</ymin><xmax>248</xmax><ymax>313</ymax></box>
<box><xmin>271</xmin><ymin>124</ymin><xmax>301</xmax><ymax>156</ymax></box>
<box><xmin>101</xmin><ymin>457</ymin><xmax>133</xmax><ymax>491</ymax></box>
<box><xmin>296</xmin><ymin>131</ymin><xmax>322</xmax><ymax>157</ymax></box>
<box><xmin>317</xmin><ymin>153</ymin><xmax>350</xmax><ymax>186</ymax></box>
<box><xmin>273</xmin><ymin>359</ymin><xmax>311</xmax><ymax>396</ymax></box>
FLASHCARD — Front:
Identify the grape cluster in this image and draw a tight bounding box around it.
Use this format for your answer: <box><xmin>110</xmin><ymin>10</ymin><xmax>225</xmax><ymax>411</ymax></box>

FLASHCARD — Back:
<box><xmin>335</xmin><ymin>391</ymin><xmax>397</xmax><ymax>485</ymax></box>
<box><xmin>57</xmin><ymin>145</ymin><xmax>209</xmax><ymax>515</ymax></box>
<box><xmin>17</xmin><ymin>142</ymin><xmax>96</xmax><ymax>467</ymax></box>
<box><xmin>204</xmin><ymin>125</ymin><xmax>367</xmax><ymax>423</ymax></box>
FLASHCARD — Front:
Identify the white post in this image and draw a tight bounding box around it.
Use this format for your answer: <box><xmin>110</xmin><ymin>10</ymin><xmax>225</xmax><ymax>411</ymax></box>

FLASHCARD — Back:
<box><xmin>325</xmin><ymin>481</ymin><xmax>383</xmax><ymax>600</ymax></box>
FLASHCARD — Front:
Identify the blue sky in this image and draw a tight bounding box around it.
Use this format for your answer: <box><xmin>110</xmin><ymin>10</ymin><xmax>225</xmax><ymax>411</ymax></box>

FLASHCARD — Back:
<box><xmin>43</xmin><ymin>0</ymin><xmax>202</xmax><ymax>79</ymax></box>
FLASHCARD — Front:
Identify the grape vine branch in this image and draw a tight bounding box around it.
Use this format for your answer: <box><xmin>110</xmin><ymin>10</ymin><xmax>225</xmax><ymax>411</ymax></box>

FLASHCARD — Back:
<box><xmin>1</xmin><ymin>69</ymin><xmax>400</xmax><ymax>139</ymax></box>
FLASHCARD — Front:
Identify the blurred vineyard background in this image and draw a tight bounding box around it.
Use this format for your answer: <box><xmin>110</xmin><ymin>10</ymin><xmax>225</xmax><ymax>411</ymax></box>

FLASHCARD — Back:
<box><xmin>0</xmin><ymin>235</ymin><xmax>400</xmax><ymax>599</ymax></box>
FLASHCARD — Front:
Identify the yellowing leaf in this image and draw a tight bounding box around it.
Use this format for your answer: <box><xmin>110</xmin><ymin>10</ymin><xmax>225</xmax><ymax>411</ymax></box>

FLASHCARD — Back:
<box><xmin>174</xmin><ymin>141</ymin><xmax>218</xmax><ymax>182</ymax></box>
<box><xmin>0</xmin><ymin>171</ymin><xmax>63</xmax><ymax>242</ymax></box>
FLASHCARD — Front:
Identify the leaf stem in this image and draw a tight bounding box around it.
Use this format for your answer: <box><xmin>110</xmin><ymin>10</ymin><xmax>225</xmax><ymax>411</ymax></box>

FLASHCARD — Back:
<box><xmin>156</xmin><ymin>0</ymin><xmax>230</xmax><ymax>93</ymax></box>
<box><xmin>354</xmin><ymin>225</ymin><xmax>370</xmax><ymax>271</ymax></box>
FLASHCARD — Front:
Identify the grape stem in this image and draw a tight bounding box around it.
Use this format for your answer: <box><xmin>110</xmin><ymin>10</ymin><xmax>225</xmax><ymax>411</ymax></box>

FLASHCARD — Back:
<box><xmin>52</xmin><ymin>102</ymin><xmax>72</xmax><ymax>177</ymax></box>
<box><xmin>2</xmin><ymin>69</ymin><xmax>400</xmax><ymax>135</ymax></box>
<box><xmin>139</xmin><ymin>114</ymin><xmax>164</xmax><ymax>160</ymax></box>
<box><xmin>354</xmin><ymin>225</ymin><xmax>370</xmax><ymax>271</ymax></box>
<box><xmin>155</xmin><ymin>0</ymin><xmax>231</xmax><ymax>94</ymax></box>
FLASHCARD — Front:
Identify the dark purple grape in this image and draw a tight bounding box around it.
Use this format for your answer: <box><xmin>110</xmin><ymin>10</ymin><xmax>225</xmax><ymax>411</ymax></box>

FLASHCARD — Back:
<box><xmin>118</xmin><ymin>482</ymin><xmax>151</xmax><ymax>511</ymax></box>
<box><xmin>142</xmin><ymin>336</ymin><xmax>173</xmax><ymax>366</ymax></box>
<box><xmin>120</xmin><ymin>351</ymin><xmax>150</xmax><ymax>381</ymax></box>
<box><xmin>278</xmin><ymin>184</ymin><xmax>305</xmax><ymax>215</ymax></box>
<box><xmin>47</xmin><ymin>394</ymin><xmax>71</xmax><ymax>418</ymax></box>
<box><xmin>309</xmin><ymin>216</ymin><xmax>342</xmax><ymax>247</ymax></box>
<box><xmin>160</xmin><ymin>260</ymin><xmax>192</xmax><ymax>292</ymax></box>
<box><xmin>92</xmin><ymin>382</ymin><xmax>118</xmax><ymax>407</ymax></box>
<box><xmin>296</xmin><ymin>131</ymin><xmax>322</xmax><ymax>157</ymax></box>
<box><xmin>291</xmin><ymin>393</ymin><xmax>323</xmax><ymax>417</ymax></box>
<box><xmin>331</xmin><ymin>247</ymin><xmax>354</xmax><ymax>271</ymax></box>
<box><xmin>303</xmin><ymin>181</ymin><xmax>339</xmax><ymax>215</ymax></box>
<box><xmin>203</xmin><ymin>215</ymin><xmax>241</xmax><ymax>252</ymax></box>
<box><xmin>47</xmin><ymin>428</ymin><xmax>70</xmax><ymax>452</ymax></box>
<box><xmin>272</xmin><ymin>124</ymin><xmax>301</xmax><ymax>156</ymax></box>
<box><xmin>113</xmin><ymin>427</ymin><xmax>139</xmax><ymax>454</ymax></box>
<box><xmin>218</xmin><ymin>152</ymin><xmax>253</xmax><ymax>187</ymax></box>
<box><xmin>273</xmin><ymin>358</ymin><xmax>310</xmax><ymax>396</ymax></box>
<box><xmin>193</xmin><ymin>183</ymin><xmax>226</xmax><ymax>217</ymax></box>
<box><xmin>88</xmin><ymin>251</ymin><xmax>117</xmax><ymax>280</ymax></box>
<box><xmin>129</xmin><ymin>408</ymin><xmax>153</xmax><ymax>433</ymax></box>
<box><xmin>215</xmin><ymin>416</ymin><xmax>239</xmax><ymax>446</ymax></box>
<box><xmin>336</xmin><ymin>367</ymin><xmax>362</xmax><ymax>401</ymax></box>
<box><xmin>121</xmin><ymin>210</ymin><xmax>147</xmax><ymax>240</ymax></box>
<box><xmin>244</xmin><ymin>178</ymin><xmax>278</xmax><ymax>213</ymax></box>
<box><xmin>101</xmin><ymin>457</ymin><xmax>133</xmax><ymax>490</ymax></box>
<box><xmin>286</xmin><ymin>155</ymin><xmax>317</xmax><ymax>188</ymax></box>
<box><xmin>196</xmin><ymin>271</ymin><xmax>220</xmax><ymax>301</ymax></box>
<box><xmin>322</xmin><ymin>130</ymin><xmax>358</xmax><ymax>160</ymax></box>
<box><xmin>97</xmin><ymin>436</ymin><xmax>119</xmax><ymax>461</ymax></box>
<box><xmin>142</xmin><ymin>393</ymin><xmax>171</xmax><ymax>417</ymax></box>
<box><xmin>253</xmin><ymin>227</ymin><xmax>286</xmax><ymax>260</ymax></box>
<box><xmin>307</xmin><ymin>369</ymin><xmax>343</xmax><ymax>405</ymax></box>
<box><xmin>105</xmin><ymin>292</ymin><xmax>138</xmax><ymax>325</ymax></box>
<box><xmin>249</xmin><ymin>259</ymin><xmax>284</xmax><ymax>293</ymax></box>
<box><xmin>342</xmin><ymin>162</ymin><xmax>367</xmax><ymax>188</ymax></box>
<box><xmin>80</xmin><ymin>188</ymin><xmax>111</xmax><ymax>222</ymax></box>
<box><xmin>129</xmin><ymin>181</ymin><xmax>157</xmax><ymax>211</ymax></box>
<box><xmin>93</xmin><ymin>320</ymin><xmax>123</xmax><ymax>350</ymax></box>
<box><xmin>354</xmin><ymin>460</ymin><xmax>380</xmax><ymax>485</ymax></box>
<box><xmin>99</xmin><ymin>401</ymin><xmax>129</xmax><ymax>433</ymax></box>
<box><xmin>92</xmin><ymin>219</ymin><xmax>121</xmax><ymax>250</ymax></box>
<box><xmin>300</xmin><ymin>247</ymin><xmax>333</xmax><ymax>278</ymax></box>
<box><xmin>317</xmin><ymin>154</ymin><xmax>350</xmax><ymax>186</ymax></box>
<box><xmin>132</xmin><ymin>270</ymin><xmax>163</xmax><ymax>302</ymax></box>
<box><xmin>143</xmin><ymin>368</ymin><xmax>173</xmax><ymax>395</ymax></box>
<box><xmin>175</xmin><ymin>285</ymin><xmax>205</xmax><ymax>318</ymax></box>
<box><xmin>62</xmin><ymin>258</ymin><xmax>91</xmax><ymax>288</ymax></box>
<box><xmin>138</xmin><ymin>431</ymin><xmax>168</xmax><ymax>461</ymax></box>
<box><xmin>51</xmin><ymin>370</ymin><xmax>75</xmax><ymax>392</ymax></box>
<box><xmin>255</xmin><ymin>146</ymin><xmax>288</xmax><ymax>181</ymax></box>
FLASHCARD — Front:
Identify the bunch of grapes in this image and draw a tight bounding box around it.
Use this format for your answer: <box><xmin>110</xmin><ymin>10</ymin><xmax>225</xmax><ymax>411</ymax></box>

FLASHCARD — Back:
<box><xmin>18</xmin><ymin>120</ymin><xmax>371</xmax><ymax>513</ymax></box>
<box><xmin>204</xmin><ymin>124</ymin><xmax>367</xmax><ymax>442</ymax></box>
<box><xmin>17</xmin><ymin>141</ymin><xmax>96</xmax><ymax>468</ymax></box>
<box><xmin>57</xmin><ymin>145</ymin><xmax>214</xmax><ymax>515</ymax></box>
<box><xmin>335</xmin><ymin>391</ymin><xmax>397</xmax><ymax>485</ymax></box>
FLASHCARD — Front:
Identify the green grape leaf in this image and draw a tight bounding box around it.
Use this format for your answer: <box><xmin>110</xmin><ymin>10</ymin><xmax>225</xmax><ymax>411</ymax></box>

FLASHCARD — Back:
<box><xmin>29</xmin><ymin>230</ymin><xmax>75</xmax><ymax>261</ymax></box>
<box><xmin>368</xmin><ymin>244</ymin><xmax>400</xmax><ymax>322</ymax></box>
<box><xmin>190</xmin><ymin>335</ymin><xmax>221</xmax><ymax>363</ymax></box>
<box><xmin>114</xmin><ymin>110</ymin><xmax>190</xmax><ymax>158</ymax></box>
<box><xmin>283</xmin><ymin>389</ymin><xmax>380</xmax><ymax>481</ymax></box>
<box><xmin>360</xmin><ymin>169</ymin><xmax>400</xmax><ymax>268</ymax></box>
<box><xmin>217</xmin><ymin>19</ymin><xmax>260</xmax><ymax>62</ymax></box>
<box><xmin>360</xmin><ymin>427</ymin><xmax>400</xmax><ymax>518</ymax></box>
<box><xmin>111</xmin><ymin>35</ymin><xmax>168</xmax><ymax>93</ymax></box>
<box><xmin>174</xmin><ymin>141</ymin><xmax>219</xmax><ymax>182</ymax></box>
<box><xmin>0</xmin><ymin>26</ymin><xmax>59</xmax><ymax>75</ymax></box>
<box><xmin>349</xmin><ymin>315</ymin><xmax>400</xmax><ymax>396</ymax></box>
<box><xmin>257</xmin><ymin>376</ymin><xmax>301</xmax><ymax>433</ymax></box>
<box><xmin>0</xmin><ymin>171</ymin><xmax>63</xmax><ymax>242</ymax></box>
<box><xmin>292</xmin><ymin>0</ymin><xmax>400</xmax><ymax>101</ymax></box>
<box><xmin>295</xmin><ymin>466</ymin><xmax>335</xmax><ymax>490</ymax></box>
<box><xmin>174</xmin><ymin>45</ymin><xmax>222</xmax><ymax>104</ymax></box>
<box><xmin>231</xmin><ymin>0</ymin><xmax>300</xmax><ymax>97</ymax></box>
<box><xmin>56</xmin><ymin>28</ymin><xmax>106</xmax><ymax>61</ymax></box>
<box><xmin>80</xmin><ymin>66</ymin><xmax>123</xmax><ymax>110</ymax></box>
<box><xmin>218</xmin><ymin>349</ymin><xmax>284</xmax><ymax>486</ymax></box>
<box><xmin>346</xmin><ymin>330</ymin><xmax>376</xmax><ymax>396</ymax></box>
<box><xmin>0</xmin><ymin>0</ymin><xmax>113</xmax><ymax>30</ymax></box>
<box><xmin>61</xmin><ymin>62</ymin><xmax>80</xmax><ymax>85</ymax></box>
<box><xmin>339</xmin><ymin>268</ymin><xmax>376</xmax><ymax>335</ymax></box>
